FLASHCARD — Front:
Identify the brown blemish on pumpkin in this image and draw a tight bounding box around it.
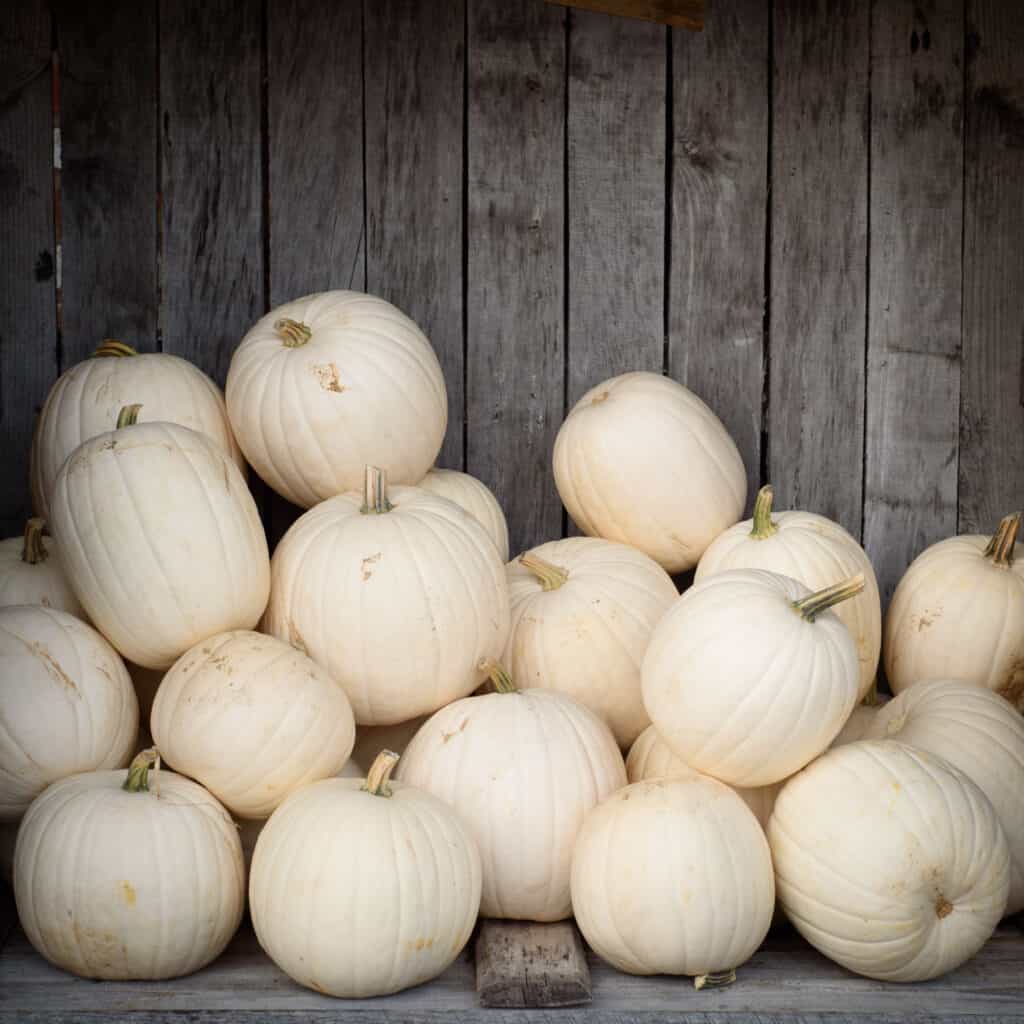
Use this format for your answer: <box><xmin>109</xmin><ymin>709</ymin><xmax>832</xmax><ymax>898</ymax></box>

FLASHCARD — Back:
<box><xmin>915</xmin><ymin>609</ymin><xmax>941</xmax><ymax>631</ymax></box>
<box><xmin>361</xmin><ymin>552</ymin><xmax>383</xmax><ymax>581</ymax></box>
<box><xmin>120</xmin><ymin>881</ymin><xmax>136</xmax><ymax>906</ymax></box>
<box><xmin>935</xmin><ymin>895</ymin><xmax>953</xmax><ymax>919</ymax></box>
<box><xmin>591</xmin><ymin>390</ymin><xmax>610</xmax><ymax>405</ymax></box>
<box><xmin>309</xmin><ymin>978</ymin><xmax>327</xmax><ymax>993</ymax></box>
<box><xmin>996</xmin><ymin>657</ymin><xmax>1024</xmax><ymax>711</ymax></box>
<box><xmin>408</xmin><ymin>937</ymin><xmax>435</xmax><ymax>951</ymax></box>
<box><xmin>441</xmin><ymin>718</ymin><xmax>469</xmax><ymax>744</ymax></box>
<box><xmin>30</xmin><ymin>642</ymin><xmax>78</xmax><ymax>694</ymax></box>
<box><xmin>313</xmin><ymin>362</ymin><xmax>345</xmax><ymax>393</ymax></box>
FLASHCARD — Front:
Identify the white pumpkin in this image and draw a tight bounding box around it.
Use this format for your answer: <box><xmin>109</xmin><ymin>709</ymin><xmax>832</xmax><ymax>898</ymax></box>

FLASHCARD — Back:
<box><xmin>0</xmin><ymin>518</ymin><xmax>86</xmax><ymax>618</ymax></box>
<box><xmin>642</xmin><ymin>569</ymin><xmax>862</xmax><ymax>787</ymax></box>
<box><xmin>0</xmin><ymin>605</ymin><xmax>138</xmax><ymax>820</ymax></box>
<box><xmin>14</xmin><ymin>750</ymin><xmax>244</xmax><ymax>979</ymax></box>
<box><xmin>31</xmin><ymin>340</ymin><xmax>243</xmax><ymax>521</ymax></box>
<box><xmin>226</xmin><ymin>291</ymin><xmax>447</xmax><ymax>508</ymax></box>
<box><xmin>769</xmin><ymin>741</ymin><xmax>1010</xmax><ymax>981</ymax></box>
<box><xmin>49</xmin><ymin>405</ymin><xmax>271</xmax><ymax>669</ymax></box>
<box><xmin>696</xmin><ymin>486</ymin><xmax>881</xmax><ymax>700</ymax></box>
<box><xmin>863</xmin><ymin>680</ymin><xmax>1024</xmax><ymax>915</ymax></box>
<box><xmin>263</xmin><ymin>466</ymin><xmax>509</xmax><ymax>725</ymax></box>
<box><xmin>418</xmin><ymin>467</ymin><xmax>509</xmax><ymax>562</ymax></box>
<box><xmin>250</xmin><ymin>751</ymin><xmax>481</xmax><ymax>997</ymax></box>
<box><xmin>504</xmin><ymin>538</ymin><xmax>677</xmax><ymax>748</ymax></box>
<box><xmin>884</xmin><ymin>513</ymin><xmax>1024</xmax><ymax>708</ymax></box>
<box><xmin>151</xmin><ymin>631</ymin><xmax>356</xmax><ymax>819</ymax></box>
<box><xmin>829</xmin><ymin>703</ymin><xmax>880</xmax><ymax>748</ymax></box>
<box><xmin>350</xmin><ymin>716</ymin><xmax>428</xmax><ymax>773</ymax></box>
<box><xmin>396</xmin><ymin>661</ymin><xmax>626</xmax><ymax>921</ymax></box>
<box><xmin>552</xmin><ymin>371</ymin><xmax>746</xmax><ymax>572</ymax></box>
<box><xmin>571</xmin><ymin>773</ymin><xmax>774</xmax><ymax>982</ymax></box>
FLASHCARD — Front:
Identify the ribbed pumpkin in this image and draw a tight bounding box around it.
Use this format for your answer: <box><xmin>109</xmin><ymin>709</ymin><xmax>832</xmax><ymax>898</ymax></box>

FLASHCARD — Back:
<box><xmin>263</xmin><ymin>466</ymin><xmax>509</xmax><ymax>725</ymax></box>
<box><xmin>0</xmin><ymin>605</ymin><xmax>138</xmax><ymax>820</ymax></box>
<box><xmin>552</xmin><ymin>371</ymin><xmax>746</xmax><ymax>572</ymax></box>
<box><xmin>226</xmin><ymin>291</ymin><xmax>447</xmax><ymax>508</ymax></box>
<box><xmin>0</xmin><ymin>518</ymin><xmax>85</xmax><ymax>618</ymax></box>
<box><xmin>504</xmin><ymin>538</ymin><xmax>677</xmax><ymax>748</ymax></box>
<box><xmin>31</xmin><ymin>340</ymin><xmax>242</xmax><ymax>521</ymax></box>
<box><xmin>418</xmin><ymin>468</ymin><xmax>509</xmax><ymax>562</ymax></box>
<box><xmin>396</xmin><ymin>661</ymin><xmax>626</xmax><ymax>922</ymax></box>
<box><xmin>696</xmin><ymin>486</ymin><xmax>881</xmax><ymax>700</ymax></box>
<box><xmin>49</xmin><ymin>405</ymin><xmax>270</xmax><ymax>669</ymax></box>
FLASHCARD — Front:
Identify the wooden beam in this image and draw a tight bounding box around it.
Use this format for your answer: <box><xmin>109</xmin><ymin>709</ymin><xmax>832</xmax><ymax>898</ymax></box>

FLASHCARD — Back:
<box><xmin>547</xmin><ymin>0</ymin><xmax>704</xmax><ymax>31</ymax></box>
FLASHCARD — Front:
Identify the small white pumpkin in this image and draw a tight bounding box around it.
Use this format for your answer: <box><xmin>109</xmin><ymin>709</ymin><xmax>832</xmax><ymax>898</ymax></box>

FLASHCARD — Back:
<box><xmin>250</xmin><ymin>751</ymin><xmax>481</xmax><ymax>997</ymax></box>
<box><xmin>350</xmin><ymin>716</ymin><xmax>428</xmax><ymax>773</ymax></box>
<box><xmin>642</xmin><ymin>569</ymin><xmax>862</xmax><ymax>787</ymax></box>
<box><xmin>49</xmin><ymin>405</ymin><xmax>271</xmax><ymax>669</ymax></box>
<box><xmin>0</xmin><ymin>518</ymin><xmax>86</xmax><ymax>618</ymax></box>
<box><xmin>696</xmin><ymin>486</ymin><xmax>881</xmax><ymax>700</ymax></box>
<box><xmin>263</xmin><ymin>466</ymin><xmax>509</xmax><ymax>725</ymax></box>
<box><xmin>769</xmin><ymin>741</ymin><xmax>1010</xmax><ymax>981</ymax></box>
<box><xmin>863</xmin><ymin>680</ymin><xmax>1024</xmax><ymax>915</ymax></box>
<box><xmin>151</xmin><ymin>631</ymin><xmax>356</xmax><ymax>820</ymax></box>
<box><xmin>0</xmin><ymin>605</ymin><xmax>138</xmax><ymax>820</ymax></box>
<box><xmin>571</xmin><ymin>773</ymin><xmax>774</xmax><ymax>983</ymax></box>
<box><xmin>504</xmin><ymin>538</ymin><xmax>677</xmax><ymax>748</ymax></box>
<box><xmin>226</xmin><ymin>291</ymin><xmax>447</xmax><ymax>508</ymax></box>
<box><xmin>552</xmin><ymin>371</ymin><xmax>746</xmax><ymax>572</ymax></box>
<box><xmin>396</xmin><ymin>661</ymin><xmax>626</xmax><ymax>922</ymax></box>
<box><xmin>418</xmin><ymin>467</ymin><xmax>509</xmax><ymax>561</ymax></box>
<box><xmin>14</xmin><ymin>750</ymin><xmax>244</xmax><ymax>979</ymax></box>
<box><xmin>884</xmin><ymin>513</ymin><xmax>1024</xmax><ymax>708</ymax></box>
<box><xmin>31</xmin><ymin>340</ymin><xmax>243</xmax><ymax>521</ymax></box>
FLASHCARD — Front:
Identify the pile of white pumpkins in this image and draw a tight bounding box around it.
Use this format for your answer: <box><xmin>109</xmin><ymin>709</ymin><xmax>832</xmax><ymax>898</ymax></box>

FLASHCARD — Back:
<box><xmin>1</xmin><ymin>289</ymin><xmax>1022</xmax><ymax>999</ymax></box>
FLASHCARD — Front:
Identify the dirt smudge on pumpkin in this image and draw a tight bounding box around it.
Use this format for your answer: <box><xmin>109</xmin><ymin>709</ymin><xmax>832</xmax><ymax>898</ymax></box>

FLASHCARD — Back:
<box><xmin>313</xmin><ymin>362</ymin><xmax>345</xmax><ymax>393</ymax></box>
<box><xmin>361</xmin><ymin>552</ymin><xmax>383</xmax><ymax>581</ymax></box>
<box><xmin>441</xmin><ymin>718</ymin><xmax>469</xmax><ymax>744</ymax></box>
<box><xmin>996</xmin><ymin>657</ymin><xmax>1024</xmax><ymax>711</ymax></box>
<box><xmin>914</xmin><ymin>609</ymin><xmax>941</xmax><ymax>631</ymax></box>
<box><xmin>30</xmin><ymin>642</ymin><xmax>79</xmax><ymax>695</ymax></box>
<box><xmin>408</xmin><ymin>937</ymin><xmax>434</xmax><ymax>951</ymax></box>
<box><xmin>120</xmin><ymin>881</ymin><xmax>136</xmax><ymax>906</ymax></box>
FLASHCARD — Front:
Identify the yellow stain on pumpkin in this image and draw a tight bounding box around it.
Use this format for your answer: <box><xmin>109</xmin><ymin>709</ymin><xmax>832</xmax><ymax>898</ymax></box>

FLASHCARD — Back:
<box><xmin>120</xmin><ymin>881</ymin><xmax>136</xmax><ymax>906</ymax></box>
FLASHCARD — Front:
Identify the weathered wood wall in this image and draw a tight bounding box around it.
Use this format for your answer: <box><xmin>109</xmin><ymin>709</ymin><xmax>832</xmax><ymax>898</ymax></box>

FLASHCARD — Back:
<box><xmin>1</xmin><ymin>0</ymin><xmax>1022</xmax><ymax>607</ymax></box>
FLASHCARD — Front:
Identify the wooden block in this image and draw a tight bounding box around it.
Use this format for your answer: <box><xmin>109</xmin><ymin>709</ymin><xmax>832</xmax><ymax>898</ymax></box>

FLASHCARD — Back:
<box><xmin>475</xmin><ymin>919</ymin><xmax>591</xmax><ymax>1008</ymax></box>
<box><xmin>548</xmin><ymin>0</ymin><xmax>704</xmax><ymax>32</ymax></box>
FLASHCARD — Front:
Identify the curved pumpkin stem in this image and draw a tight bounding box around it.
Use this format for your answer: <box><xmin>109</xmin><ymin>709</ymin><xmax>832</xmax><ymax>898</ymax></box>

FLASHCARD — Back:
<box><xmin>793</xmin><ymin>574</ymin><xmax>865</xmax><ymax>622</ymax></box>
<box><xmin>21</xmin><ymin>517</ymin><xmax>48</xmax><ymax>564</ymax></box>
<box><xmin>983</xmin><ymin>513</ymin><xmax>1020</xmax><ymax>568</ymax></box>
<box><xmin>750</xmin><ymin>485</ymin><xmax>779</xmax><ymax>539</ymax></box>
<box><xmin>694</xmin><ymin>969</ymin><xmax>736</xmax><ymax>991</ymax></box>
<box><xmin>361</xmin><ymin>465</ymin><xmax>393</xmax><ymax>514</ymax></box>
<box><xmin>123</xmin><ymin>748</ymin><xmax>161</xmax><ymax>793</ymax></box>
<box><xmin>479</xmin><ymin>657</ymin><xmax>517</xmax><ymax>694</ymax></box>
<box><xmin>363</xmin><ymin>750</ymin><xmax>400</xmax><ymax>797</ymax></box>
<box><xmin>116</xmin><ymin>404</ymin><xmax>142</xmax><ymax>429</ymax></box>
<box><xmin>519</xmin><ymin>552</ymin><xmax>569</xmax><ymax>591</ymax></box>
<box><xmin>93</xmin><ymin>339</ymin><xmax>138</xmax><ymax>358</ymax></box>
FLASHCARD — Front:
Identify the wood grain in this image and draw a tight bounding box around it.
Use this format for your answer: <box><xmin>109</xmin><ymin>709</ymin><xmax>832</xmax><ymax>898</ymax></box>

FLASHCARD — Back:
<box><xmin>548</xmin><ymin>0</ymin><xmax>704</xmax><ymax>32</ymax></box>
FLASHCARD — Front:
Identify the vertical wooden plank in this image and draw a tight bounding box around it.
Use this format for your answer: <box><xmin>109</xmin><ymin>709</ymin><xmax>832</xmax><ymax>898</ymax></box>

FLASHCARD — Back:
<box><xmin>467</xmin><ymin>0</ymin><xmax>565</xmax><ymax>556</ymax></box>
<box><xmin>864</xmin><ymin>0</ymin><xmax>963</xmax><ymax>605</ymax></box>
<box><xmin>0</xmin><ymin>2</ymin><xmax>55</xmax><ymax>536</ymax></box>
<box><xmin>160</xmin><ymin>0</ymin><xmax>262</xmax><ymax>384</ymax></box>
<box><xmin>56</xmin><ymin>1</ymin><xmax>158</xmax><ymax>361</ymax></box>
<box><xmin>960</xmin><ymin>0</ymin><xmax>1024</xmax><ymax>532</ymax></box>
<box><xmin>670</xmin><ymin>0</ymin><xmax>769</xmax><ymax>511</ymax></box>
<box><xmin>770</xmin><ymin>0</ymin><xmax>869</xmax><ymax>536</ymax></box>
<box><xmin>366</xmin><ymin>0</ymin><xmax>465</xmax><ymax>470</ymax></box>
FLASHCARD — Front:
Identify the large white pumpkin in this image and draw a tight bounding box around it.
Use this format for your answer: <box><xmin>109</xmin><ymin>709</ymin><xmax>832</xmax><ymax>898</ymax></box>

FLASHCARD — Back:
<box><xmin>642</xmin><ymin>569</ymin><xmax>862</xmax><ymax>787</ymax></box>
<box><xmin>552</xmin><ymin>371</ymin><xmax>746</xmax><ymax>572</ymax></box>
<box><xmin>770</xmin><ymin>741</ymin><xmax>1010</xmax><ymax>981</ymax></box>
<box><xmin>49</xmin><ymin>406</ymin><xmax>270</xmax><ymax>669</ymax></box>
<box><xmin>14</xmin><ymin>750</ymin><xmax>244</xmax><ymax>979</ymax></box>
<box><xmin>151</xmin><ymin>631</ymin><xmax>356</xmax><ymax>819</ymax></box>
<box><xmin>884</xmin><ymin>513</ymin><xmax>1024</xmax><ymax>708</ymax></box>
<box><xmin>571</xmin><ymin>773</ymin><xmax>774</xmax><ymax>981</ymax></box>
<box><xmin>31</xmin><ymin>340</ymin><xmax>243</xmax><ymax>521</ymax></box>
<box><xmin>696</xmin><ymin>486</ymin><xmax>881</xmax><ymax>700</ymax></box>
<box><xmin>0</xmin><ymin>605</ymin><xmax>138</xmax><ymax>820</ymax></box>
<box><xmin>396</xmin><ymin>661</ymin><xmax>626</xmax><ymax>922</ymax></box>
<box><xmin>250</xmin><ymin>751</ymin><xmax>481</xmax><ymax>997</ymax></box>
<box><xmin>863</xmin><ymin>680</ymin><xmax>1024</xmax><ymax>915</ymax></box>
<box><xmin>418</xmin><ymin>468</ymin><xmax>509</xmax><ymax>562</ymax></box>
<box><xmin>263</xmin><ymin>467</ymin><xmax>509</xmax><ymax>725</ymax></box>
<box><xmin>504</xmin><ymin>538</ymin><xmax>677</xmax><ymax>748</ymax></box>
<box><xmin>0</xmin><ymin>518</ymin><xmax>85</xmax><ymax>618</ymax></box>
<box><xmin>226</xmin><ymin>291</ymin><xmax>447</xmax><ymax>508</ymax></box>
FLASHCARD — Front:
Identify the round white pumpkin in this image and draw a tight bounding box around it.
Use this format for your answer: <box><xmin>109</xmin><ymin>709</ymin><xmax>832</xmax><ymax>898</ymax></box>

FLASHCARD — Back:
<box><xmin>151</xmin><ymin>631</ymin><xmax>356</xmax><ymax>819</ymax></box>
<box><xmin>884</xmin><ymin>513</ymin><xmax>1024</xmax><ymax>708</ymax></box>
<box><xmin>31</xmin><ymin>340</ymin><xmax>243</xmax><ymax>521</ymax></box>
<box><xmin>49</xmin><ymin>406</ymin><xmax>270</xmax><ymax>669</ymax></box>
<box><xmin>0</xmin><ymin>518</ymin><xmax>86</xmax><ymax>618</ymax></box>
<box><xmin>14</xmin><ymin>750</ymin><xmax>245</xmax><ymax>979</ymax></box>
<box><xmin>571</xmin><ymin>773</ymin><xmax>774</xmax><ymax>981</ymax></box>
<box><xmin>770</xmin><ymin>741</ymin><xmax>1010</xmax><ymax>981</ymax></box>
<box><xmin>642</xmin><ymin>569</ymin><xmax>862</xmax><ymax>787</ymax></box>
<box><xmin>250</xmin><ymin>751</ymin><xmax>481</xmax><ymax>997</ymax></box>
<box><xmin>396</xmin><ymin>661</ymin><xmax>626</xmax><ymax>921</ymax></box>
<box><xmin>696</xmin><ymin>486</ymin><xmax>881</xmax><ymax>700</ymax></box>
<box><xmin>504</xmin><ymin>538</ymin><xmax>677</xmax><ymax>748</ymax></box>
<box><xmin>0</xmin><ymin>605</ymin><xmax>138</xmax><ymax>820</ymax></box>
<box><xmin>418</xmin><ymin>468</ymin><xmax>509</xmax><ymax>562</ymax></box>
<box><xmin>226</xmin><ymin>291</ymin><xmax>447</xmax><ymax>508</ymax></box>
<box><xmin>263</xmin><ymin>467</ymin><xmax>509</xmax><ymax>725</ymax></box>
<box><xmin>350</xmin><ymin>716</ymin><xmax>428</xmax><ymax>773</ymax></box>
<box><xmin>552</xmin><ymin>371</ymin><xmax>746</xmax><ymax>572</ymax></box>
<box><xmin>863</xmin><ymin>680</ymin><xmax>1024</xmax><ymax>915</ymax></box>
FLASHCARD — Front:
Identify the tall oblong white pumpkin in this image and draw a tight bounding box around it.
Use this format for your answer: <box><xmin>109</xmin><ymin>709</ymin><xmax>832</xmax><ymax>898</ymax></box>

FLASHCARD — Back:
<box><xmin>49</xmin><ymin>406</ymin><xmax>270</xmax><ymax>669</ymax></box>
<box><xmin>0</xmin><ymin>518</ymin><xmax>85</xmax><ymax>618</ymax></box>
<box><xmin>226</xmin><ymin>291</ymin><xmax>447</xmax><ymax>508</ymax></box>
<box><xmin>552</xmin><ymin>371</ymin><xmax>746</xmax><ymax>573</ymax></box>
<box><xmin>418</xmin><ymin>468</ymin><xmax>509</xmax><ymax>561</ymax></box>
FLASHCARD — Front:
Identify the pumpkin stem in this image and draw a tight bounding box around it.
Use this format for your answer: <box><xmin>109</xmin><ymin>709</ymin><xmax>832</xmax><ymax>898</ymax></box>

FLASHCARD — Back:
<box><xmin>792</xmin><ymin>574</ymin><xmax>865</xmax><ymax>622</ymax></box>
<box><xmin>694</xmin><ymin>969</ymin><xmax>736</xmax><ymax>991</ymax></box>
<box><xmin>361</xmin><ymin>465</ymin><xmax>393</xmax><ymax>514</ymax></box>
<box><xmin>275</xmin><ymin>318</ymin><xmax>313</xmax><ymax>348</ymax></box>
<box><xmin>479</xmin><ymin>657</ymin><xmax>517</xmax><ymax>694</ymax></box>
<box><xmin>983</xmin><ymin>512</ymin><xmax>1020</xmax><ymax>568</ymax></box>
<box><xmin>519</xmin><ymin>552</ymin><xmax>569</xmax><ymax>591</ymax></box>
<box><xmin>92</xmin><ymin>339</ymin><xmax>137</xmax><ymax>358</ymax></box>
<box><xmin>935</xmin><ymin>895</ymin><xmax>954</xmax><ymax>919</ymax></box>
<box><xmin>116</xmin><ymin>404</ymin><xmax>142</xmax><ymax>429</ymax></box>
<box><xmin>363</xmin><ymin>750</ymin><xmax>400</xmax><ymax>797</ymax></box>
<box><xmin>750</xmin><ymin>485</ymin><xmax>779</xmax><ymax>539</ymax></box>
<box><xmin>123</xmin><ymin>748</ymin><xmax>161</xmax><ymax>793</ymax></box>
<box><xmin>21</xmin><ymin>517</ymin><xmax>48</xmax><ymax>564</ymax></box>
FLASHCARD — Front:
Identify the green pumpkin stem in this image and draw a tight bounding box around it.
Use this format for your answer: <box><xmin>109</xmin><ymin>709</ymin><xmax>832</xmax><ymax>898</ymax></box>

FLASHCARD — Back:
<box><xmin>983</xmin><ymin>513</ymin><xmax>1020</xmax><ymax>568</ymax></box>
<box><xmin>519</xmin><ymin>552</ymin><xmax>569</xmax><ymax>591</ymax></box>
<box><xmin>275</xmin><ymin>318</ymin><xmax>312</xmax><ymax>348</ymax></box>
<box><xmin>694</xmin><ymin>969</ymin><xmax>737</xmax><ymax>991</ymax></box>
<box><xmin>363</xmin><ymin>750</ymin><xmax>400</xmax><ymax>797</ymax></box>
<box><xmin>479</xmin><ymin>657</ymin><xmax>517</xmax><ymax>694</ymax></box>
<box><xmin>793</xmin><ymin>574</ymin><xmax>865</xmax><ymax>622</ymax></box>
<box><xmin>123</xmin><ymin>748</ymin><xmax>161</xmax><ymax>793</ymax></box>
<box><xmin>116</xmin><ymin>404</ymin><xmax>142</xmax><ymax>429</ymax></box>
<box><xmin>21</xmin><ymin>517</ymin><xmax>48</xmax><ymax>564</ymax></box>
<box><xmin>92</xmin><ymin>339</ymin><xmax>138</xmax><ymax>358</ymax></box>
<box><xmin>750</xmin><ymin>485</ymin><xmax>779</xmax><ymax>539</ymax></box>
<box><xmin>361</xmin><ymin>465</ymin><xmax>393</xmax><ymax>514</ymax></box>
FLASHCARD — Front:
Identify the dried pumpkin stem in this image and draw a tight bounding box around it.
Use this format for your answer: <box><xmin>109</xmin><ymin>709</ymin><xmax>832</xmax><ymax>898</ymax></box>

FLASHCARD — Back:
<box><xmin>750</xmin><ymin>485</ymin><xmax>778</xmax><ymax>539</ymax></box>
<box><xmin>123</xmin><ymin>748</ymin><xmax>161</xmax><ymax>793</ymax></box>
<box><xmin>92</xmin><ymin>339</ymin><xmax>137</xmax><ymax>358</ymax></box>
<box><xmin>983</xmin><ymin>513</ymin><xmax>1020</xmax><ymax>568</ymax></box>
<box><xmin>21</xmin><ymin>517</ymin><xmax>48</xmax><ymax>565</ymax></box>
<box><xmin>116</xmin><ymin>404</ymin><xmax>142</xmax><ymax>429</ymax></box>
<box><xmin>361</xmin><ymin>465</ymin><xmax>393</xmax><ymax>514</ymax></box>
<box><xmin>694</xmin><ymin>969</ymin><xmax>736</xmax><ymax>991</ymax></box>
<box><xmin>364</xmin><ymin>750</ymin><xmax>400</xmax><ymax>797</ymax></box>
<box><xmin>793</xmin><ymin>573</ymin><xmax>865</xmax><ymax>622</ymax></box>
<box><xmin>479</xmin><ymin>657</ymin><xmax>517</xmax><ymax>694</ymax></box>
<box><xmin>519</xmin><ymin>552</ymin><xmax>569</xmax><ymax>591</ymax></box>
<box><xmin>275</xmin><ymin>318</ymin><xmax>312</xmax><ymax>348</ymax></box>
